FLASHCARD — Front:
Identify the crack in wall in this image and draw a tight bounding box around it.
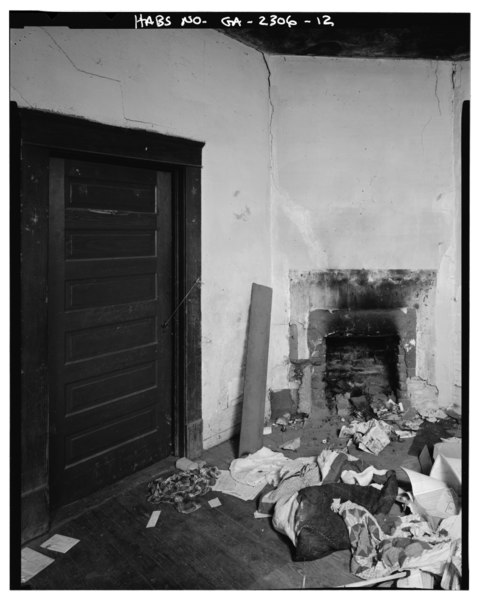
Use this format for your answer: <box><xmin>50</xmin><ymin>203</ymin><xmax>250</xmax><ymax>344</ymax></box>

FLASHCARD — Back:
<box><xmin>11</xmin><ymin>85</ymin><xmax>33</xmax><ymax>107</ymax></box>
<box><xmin>261</xmin><ymin>51</ymin><xmax>274</xmax><ymax>167</ymax></box>
<box><xmin>434</xmin><ymin>62</ymin><xmax>442</xmax><ymax>116</ymax></box>
<box><xmin>40</xmin><ymin>27</ymin><xmax>161</xmax><ymax>128</ymax></box>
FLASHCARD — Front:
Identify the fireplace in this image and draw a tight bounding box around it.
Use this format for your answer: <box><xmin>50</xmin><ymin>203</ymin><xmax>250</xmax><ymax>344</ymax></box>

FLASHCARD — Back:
<box><xmin>325</xmin><ymin>333</ymin><xmax>401</xmax><ymax>408</ymax></box>
<box><xmin>287</xmin><ymin>270</ymin><xmax>437</xmax><ymax>416</ymax></box>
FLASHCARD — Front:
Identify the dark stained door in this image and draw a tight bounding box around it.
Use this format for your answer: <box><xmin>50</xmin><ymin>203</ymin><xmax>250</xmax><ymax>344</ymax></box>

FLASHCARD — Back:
<box><xmin>48</xmin><ymin>157</ymin><xmax>174</xmax><ymax>506</ymax></box>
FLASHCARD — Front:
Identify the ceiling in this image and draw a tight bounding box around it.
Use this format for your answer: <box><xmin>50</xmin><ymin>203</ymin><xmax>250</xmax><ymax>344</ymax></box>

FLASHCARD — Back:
<box><xmin>220</xmin><ymin>13</ymin><xmax>470</xmax><ymax>60</ymax></box>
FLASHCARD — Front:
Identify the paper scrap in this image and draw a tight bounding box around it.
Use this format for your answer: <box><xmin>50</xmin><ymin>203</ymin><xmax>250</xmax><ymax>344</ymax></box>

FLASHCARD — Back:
<box><xmin>40</xmin><ymin>534</ymin><xmax>80</xmax><ymax>554</ymax></box>
<box><xmin>254</xmin><ymin>511</ymin><xmax>271</xmax><ymax>519</ymax></box>
<box><xmin>21</xmin><ymin>548</ymin><xmax>55</xmax><ymax>583</ymax></box>
<box><xmin>402</xmin><ymin>467</ymin><xmax>459</xmax><ymax>519</ymax></box>
<box><xmin>146</xmin><ymin>510</ymin><xmax>161</xmax><ymax>528</ymax></box>
<box><xmin>430</xmin><ymin>454</ymin><xmax>462</xmax><ymax>496</ymax></box>
<box><xmin>438</xmin><ymin>511</ymin><xmax>462</xmax><ymax>540</ymax></box>
<box><xmin>281</xmin><ymin>437</ymin><xmax>301</xmax><ymax>451</ymax></box>
<box><xmin>208</xmin><ymin>497</ymin><xmax>222</xmax><ymax>508</ymax></box>
<box><xmin>395</xmin><ymin>429</ymin><xmax>416</xmax><ymax>439</ymax></box>
<box><xmin>212</xmin><ymin>469</ymin><xmax>265</xmax><ymax>501</ymax></box>
<box><xmin>263</xmin><ymin>426</ymin><xmax>272</xmax><ymax>435</ymax></box>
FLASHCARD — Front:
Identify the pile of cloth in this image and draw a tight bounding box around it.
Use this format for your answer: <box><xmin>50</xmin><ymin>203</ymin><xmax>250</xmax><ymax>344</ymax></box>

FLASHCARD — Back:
<box><xmin>228</xmin><ymin>445</ymin><xmax>461</xmax><ymax>588</ymax></box>
<box><xmin>147</xmin><ymin>466</ymin><xmax>220</xmax><ymax>514</ymax></box>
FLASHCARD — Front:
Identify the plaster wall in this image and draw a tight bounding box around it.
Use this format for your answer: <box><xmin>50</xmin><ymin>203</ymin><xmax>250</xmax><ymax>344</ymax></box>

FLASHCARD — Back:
<box><xmin>267</xmin><ymin>56</ymin><xmax>468</xmax><ymax>407</ymax></box>
<box><xmin>10</xmin><ymin>28</ymin><xmax>271</xmax><ymax>448</ymax></box>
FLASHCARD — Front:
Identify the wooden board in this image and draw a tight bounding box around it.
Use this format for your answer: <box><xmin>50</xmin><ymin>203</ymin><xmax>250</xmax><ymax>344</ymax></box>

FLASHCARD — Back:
<box><xmin>239</xmin><ymin>283</ymin><xmax>273</xmax><ymax>457</ymax></box>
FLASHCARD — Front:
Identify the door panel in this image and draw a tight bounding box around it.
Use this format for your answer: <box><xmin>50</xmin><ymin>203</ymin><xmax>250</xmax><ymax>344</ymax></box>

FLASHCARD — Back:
<box><xmin>49</xmin><ymin>157</ymin><xmax>174</xmax><ymax>506</ymax></box>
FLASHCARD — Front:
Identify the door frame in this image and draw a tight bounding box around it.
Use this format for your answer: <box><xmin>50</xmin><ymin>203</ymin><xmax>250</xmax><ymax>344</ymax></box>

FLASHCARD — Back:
<box><xmin>13</xmin><ymin>104</ymin><xmax>204</xmax><ymax>542</ymax></box>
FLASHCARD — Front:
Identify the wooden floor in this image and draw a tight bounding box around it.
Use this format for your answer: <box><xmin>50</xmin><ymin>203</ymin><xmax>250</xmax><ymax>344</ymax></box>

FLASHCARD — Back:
<box><xmin>19</xmin><ymin>438</ymin><xmax>364</xmax><ymax>590</ymax></box>
<box><xmin>19</xmin><ymin>419</ymin><xmax>459</xmax><ymax>590</ymax></box>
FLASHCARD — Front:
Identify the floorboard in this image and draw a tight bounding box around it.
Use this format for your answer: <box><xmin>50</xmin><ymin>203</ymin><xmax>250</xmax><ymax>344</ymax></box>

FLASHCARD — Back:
<box><xmin>20</xmin><ymin>418</ymin><xmax>458</xmax><ymax>589</ymax></box>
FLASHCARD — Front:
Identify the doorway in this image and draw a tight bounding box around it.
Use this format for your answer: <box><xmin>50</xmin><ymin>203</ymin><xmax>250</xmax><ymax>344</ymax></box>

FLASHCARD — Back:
<box><xmin>16</xmin><ymin>106</ymin><xmax>203</xmax><ymax>539</ymax></box>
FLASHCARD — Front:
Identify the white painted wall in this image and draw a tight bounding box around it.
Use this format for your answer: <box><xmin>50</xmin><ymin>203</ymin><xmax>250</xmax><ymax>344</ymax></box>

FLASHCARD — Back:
<box><xmin>266</xmin><ymin>55</ymin><xmax>468</xmax><ymax>407</ymax></box>
<box><xmin>10</xmin><ymin>28</ymin><xmax>271</xmax><ymax>448</ymax></box>
<box><xmin>11</xmin><ymin>28</ymin><xmax>468</xmax><ymax>446</ymax></box>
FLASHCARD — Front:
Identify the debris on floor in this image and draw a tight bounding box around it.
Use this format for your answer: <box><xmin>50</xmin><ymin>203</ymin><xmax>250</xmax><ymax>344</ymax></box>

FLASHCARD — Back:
<box><xmin>280</xmin><ymin>437</ymin><xmax>301</xmax><ymax>452</ymax></box>
<box><xmin>147</xmin><ymin>465</ymin><xmax>220</xmax><ymax>513</ymax></box>
<box><xmin>146</xmin><ymin>510</ymin><xmax>161</xmax><ymax>528</ymax></box>
<box><xmin>212</xmin><ymin>469</ymin><xmax>265</xmax><ymax>501</ymax></box>
<box><xmin>40</xmin><ymin>534</ymin><xmax>80</xmax><ymax>554</ymax></box>
<box><xmin>208</xmin><ymin>497</ymin><xmax>222</xmax><ymax>508</ymax></box>
<box><xmin>225</xmin><ymin>393</ymin><xmax>463</xmax><ymax>590</ymax></box>
<box><xmin>21</xmin><ymin>548</ymin><xmax>55</xmax><ymax>583</ymax></box>
<box><xmin>332</xmin><ymin>498</ymin><xmax>461</xmax><ymax>588</ymax></box>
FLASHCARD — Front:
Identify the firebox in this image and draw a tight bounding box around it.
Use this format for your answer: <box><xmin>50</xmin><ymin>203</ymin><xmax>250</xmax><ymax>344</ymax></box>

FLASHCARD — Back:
<box><xmin>325</xmin><ymin>333</ymin><xmax>401</xmax><ymax>408</ymax></box>
<box><xmin>288</xmin><ymin>269</ymin><xmax>437</xmax><ymax>416</ymax></box>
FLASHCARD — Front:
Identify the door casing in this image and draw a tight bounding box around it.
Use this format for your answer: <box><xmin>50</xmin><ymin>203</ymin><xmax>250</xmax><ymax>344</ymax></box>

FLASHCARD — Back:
<box><xmin>14</xmin><ymin>105</ymin><xmax>203</xmax><ymax>542</ymax></box>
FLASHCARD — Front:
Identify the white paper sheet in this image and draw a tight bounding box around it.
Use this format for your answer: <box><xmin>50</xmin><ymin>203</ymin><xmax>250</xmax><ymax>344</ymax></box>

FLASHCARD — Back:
<box><xmin>40</xmin><ymin>534</ymin><xmax>80</xmax><ymax>553</ymax></box>
<box><xmin>430</xmin><ymin>455</ymin><xmax>462</xmax><ymax>496</ymax></box>
<box><xmin>21</xmin><ymin>548</ymin><xmax>55</xmax><ymax>583</ymax></box>
<box><xmin>208</xmin><ymin>497</ymin><xmax>222</xmax><ymax>508</ymax></box>
<box><xmin>402</xmin><ymin>468</ymin><xmax>459</xmax><ymax>518</ymax></box>
<box><xmin>146</xmin><ymin>510</ymin><xmax>161</xmax><ymax>528</ymax></box>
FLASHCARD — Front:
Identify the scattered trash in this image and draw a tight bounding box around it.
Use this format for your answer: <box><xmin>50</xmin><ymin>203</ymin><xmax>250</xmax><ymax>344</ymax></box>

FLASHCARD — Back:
<box><xmin>275</xmin><ymin>414</ymin><xmax>290</xmax><ymax>432</ymax></box>
<box><xmin>208</xmin><ymin>497</ymin><xmax>222</xmax><ymax>508</ymax></box>
<box><xmin>146</xmin><ymin>510</ymin><xmax>161</xmax><ymax>528</ymax></box>
<box><xmin>280</xmin><ymin>437</ymin><xmax>301</xmax><ymax>452</ymax></box>
<box><xmin>212</xmin><ymin>469</ymin><xmax>265</xmax><ymax>501</ymax></box>
<box><xmin>263</xmin><ymin>426</ymin><xmax>272</xmax><ymax>435</ymax></box>
<box><xmin>332</xmin><ymin>499</ymin><xmax>461</xmax><ymax>587</ymax></box>
<box><xmin>339</xmin><ymin>419</ymin><xmax>392</xmax><ymax>455</ymax></box>
<box><xmin>417</xmin><ymin>407</ymin><xmax>448</xmax><ymax>423</ymax></box>
<box><xmin>40</xmin><ymin>534</ymin><xmax>80</xmax><ymax>553</ymax></box>
<box><xmin>273</xmin><ymin>412</ymin><xmax>308</xmax><ymax>431</ymax></box>
<box><xmin>175</xmin><ymin>457</ymin><xmax>199</xmax><ymax>471</ymax></box>
<box><xmin>21</xmin><ymin>548</ymin><xmax>55</xmax><ymax>583</ymax></box>
<box><xmin>402</xmin><ymin>468</ymin><xmax>459</xmax><ymax>519</ymax></box>
<box><xmin>253</xmin><ymin>511</ymin><xmax>271</xmax><ymax>519</ymax></box>
<box><xmin>357</xmin><ymin>420</ymin><xmax>392</xmax><ymax>455</ymax></box>
<box><xmin>394</xmin><ymin>429</ymin><xmax>416</xmax><ymax>439</ymax></box>
<box><xmin>147</xmin><ymin>466</ymin><xmax>220</xmax><ymax>513</ymax></box>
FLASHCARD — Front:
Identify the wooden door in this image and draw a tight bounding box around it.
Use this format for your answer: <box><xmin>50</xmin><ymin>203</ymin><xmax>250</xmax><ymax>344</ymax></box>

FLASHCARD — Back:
<box><xmin>48</xmin><ymin>157</ymin><xmax>174</xmax><ymax>506</ymax></box>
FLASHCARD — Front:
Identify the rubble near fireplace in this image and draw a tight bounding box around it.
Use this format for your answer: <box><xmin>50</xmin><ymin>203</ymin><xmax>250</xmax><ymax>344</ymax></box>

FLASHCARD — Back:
<box><xmin>286</xmin><ymin>270</ymin><xmax>437</xmax><ymax>417</ymax></box>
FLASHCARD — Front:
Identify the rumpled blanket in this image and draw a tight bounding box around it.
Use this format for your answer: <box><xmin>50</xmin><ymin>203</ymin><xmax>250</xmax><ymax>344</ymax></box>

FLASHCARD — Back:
<box><xmin>332</xmin><ymin>499</ymin><xmax>461</xmax><ymax>586</ymax></box>
<box><xmin>147</xmin><ymin>466</ymin><xmax>220</xmax><ymax>513</ymax></box>
<box><xmin>258</xmin><ymin>462</ymin><xmax>321</xmax><ymax>514</ymax></box>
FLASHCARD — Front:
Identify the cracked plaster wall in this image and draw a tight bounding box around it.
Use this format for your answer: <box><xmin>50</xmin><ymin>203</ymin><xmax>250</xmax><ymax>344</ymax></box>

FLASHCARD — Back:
<box><xmin>10</xmin><ymin>28</ymin><xmax>271</xmax><ymax>449</ymax></box>
<box><xmin>11</xmin><ymin>28</ymin><xmax>468</xmax><ymax>447</ymax></box>
<box><xmin>266</xmin><ymin>55</ymin><xmax>468</xmax><ymax>408</ymax></box>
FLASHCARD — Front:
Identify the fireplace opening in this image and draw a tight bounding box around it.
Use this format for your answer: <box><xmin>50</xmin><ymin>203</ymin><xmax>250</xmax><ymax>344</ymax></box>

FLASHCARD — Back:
<box><xmin>324</xmin><ymin>334</ymin><xmax>401</xmax><ymax>412</ymax></box>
